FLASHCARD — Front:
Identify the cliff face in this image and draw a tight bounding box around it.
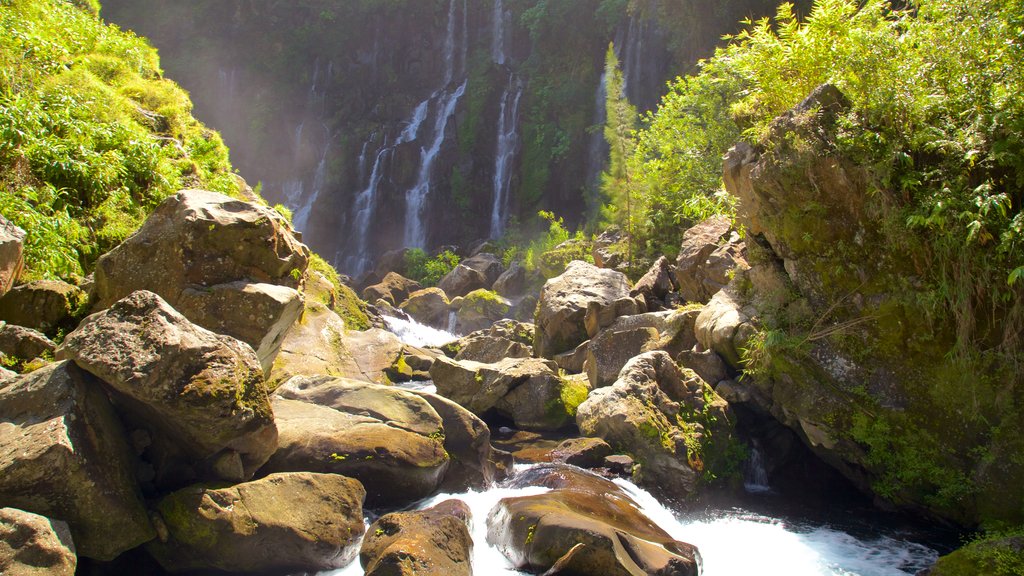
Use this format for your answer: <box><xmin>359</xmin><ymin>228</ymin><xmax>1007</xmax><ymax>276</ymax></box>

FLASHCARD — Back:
<box><xmin>100</xmin><ymin>0</ymin><xmax>788</xmax><ymax>275</ymax></box>
<box><xmin>720</xmin><ymin>86</ymin><xmax>1024</xmax><ymax>527</ymax></box>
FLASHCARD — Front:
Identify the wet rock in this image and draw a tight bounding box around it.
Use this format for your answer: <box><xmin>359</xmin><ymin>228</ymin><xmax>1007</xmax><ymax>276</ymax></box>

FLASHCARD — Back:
<box><xmin>551</xmin><ymin>437</ymin><xmax>612</xmax><ymax>468</ymax></box>
<box><xmin>177</xmin><ymin>281</ymin><xmax>303</xmax><ymax>375</ymax></box>
<box><xmin>534</xmin><ymin>261</ymin><xmax>632</xmax><ymax>359</ymax></box>
<box><xmin>454</xmin><ymin>319</ymin><xmax>533</xmax><ymax>364</ymax></box>
<box><xmin>400</xmin><ymin>287</ymin><xmax>451</xmax><ymax>329</ymax></box>
<box><xmin>604</xmin><ymin>454</ymin><xmax>636</xmax><ymax>475</ymax></box>
<box><xmin>438</xmin><ymin>264</ymin><xmax>489</xmax><ymax>299</ymax></box>
<box><xmin>363</xmin><ymin>272</ymin><xmax>422</xmax><ymax>307</ymax></box>
<box><xmin>0</xmin><ymin>280</ymin><xmax>84</xmax><ymax>336</ymax></box>
<box><xmin>93</xmin><ymin>190</ymin><xmax>309</xmax><ymax>310</ymax></box>
<box><xmin>268</xmin><ymin>377</ymin><xmax>448</xmax><ymax>507</ymax></box>
<box><xmin>57</xmin><ymin>291</ymin><xmax>277</xmax><ymax>485</ymax></box>
<box><xmin>431</xmin><ymin>356</ymin><xmax>589</xmax><ymax>431</ymax></box>
<box><xmin>361</xmin><ymin>500</ymin><xmax>473</xmax><ymax>576</ymax></box>
<box><xmin>0</xmin><ymin>217</ymin><xmax>25</xmax><ymax>298</ymax></box>
<box><xmin>455</xmin><ymin>289</ymin><xmax>511</xmax><ymax>334</ymax></box>
<box><xmin>487</xmin><ymin>464</ymin><xmax>701</xmax><ymax>576</ymax></box>
<box><xmin>577</xmin><ymin>351</ymin><xmax>734</xmax><ymax>498</ymax></box>
<box><xmin>0</xmin><ymin>362</ymin><xmax>154</xmax><ymax>560</ymax></box>
<box><xmin>148</xmin><ymin>472</ymin><xmax>365</xmax><ymax>574</ymax></box>
<box><xmin>0</xmin><ymin>508</ymin><xmax>76</xmax><ymax>576</ymax></box>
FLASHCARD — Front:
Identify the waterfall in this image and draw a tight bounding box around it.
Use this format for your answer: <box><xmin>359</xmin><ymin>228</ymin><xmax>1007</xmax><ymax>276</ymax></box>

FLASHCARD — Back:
<box><xmin>744</xmin><ymin>439</ymin><xmax>772</xmax><ymax>493</ymax></box>
<box><xmin>489</xmin><ymin>73</ymin><xmax>522</xmax><ymax>238</ymax></box>
<box><xmin>491</xmin><ymin>0</ymin><xmax>511</xmax><ymax>65</ymax></box>
<box><xmin>292</xmin><ymin>124</ymin><xmax>330</xmax><ymax>232</ymax></box>
<box><xmin>584</xmin><ymin>67</ymin><xmax>609</xmax><ymax>199</ymax></box>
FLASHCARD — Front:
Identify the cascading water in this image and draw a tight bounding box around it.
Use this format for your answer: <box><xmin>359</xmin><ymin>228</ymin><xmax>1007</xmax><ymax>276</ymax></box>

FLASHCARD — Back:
<box><xmin>489</xmin><ymin>0</ymin><xmax>522</xmax><ymax>239</ymax></box>
<box><xmin>744</xmin><ymin>439</ymin><xmax>772</xmax><ymax>494</ymax></box>
<box><xmin>292</xmin><ymin>126</ymin><xmax>330</xmax><ymax>232</ymax></box>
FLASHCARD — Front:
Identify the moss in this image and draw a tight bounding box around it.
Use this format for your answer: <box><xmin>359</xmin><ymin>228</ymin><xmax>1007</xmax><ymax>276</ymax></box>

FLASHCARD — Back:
<box><xmin>558</xmin><ymin>378</ymin><xmax>590</xmax><ymax>418</ymax></box>
<box><xmin>157</xmin><ymin>492</ymin><xmax>219</xmax><ymax>549</ymax></box>
<box><xmin>931</xmin><ymin>532</ymin><xmax>1024</xmax><ymax>576</ymax></box>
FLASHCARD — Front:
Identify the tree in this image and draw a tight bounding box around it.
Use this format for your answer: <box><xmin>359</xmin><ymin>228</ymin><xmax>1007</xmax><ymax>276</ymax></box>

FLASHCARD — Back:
<box><xmin>600</xmin><ymin>42</ymin><xmax>638</xmax><ymax>265</ymax></box>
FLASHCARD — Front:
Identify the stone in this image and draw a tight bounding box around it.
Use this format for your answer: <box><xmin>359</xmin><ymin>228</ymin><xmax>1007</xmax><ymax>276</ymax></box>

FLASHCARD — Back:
<box><xmin>553</xmin><ymin>340</ymin><xmax>589</xmax><ymax>374</ymax></box>
<box><xmin>0</xmin><ymin>362</ymin><xmax>155</xmax><ymax>560</ymax></box>
<box><xmin>400</xmin><ymin>287</ymin><xmax>451</xmax><ymax>329</ymax></box>
<box><xmin>0</xmin><ymin>325</ymin><xmax>55</xmax><ymax>367</ymax></box>
<box><xmin>534</xmin><ymin>261</ymin><xmax>632</xmax><ymax>359</ymax></box>
<box><xmin>583</xmin><ymin>296</ymin><xmax>641</xmax><ymax>340</ymax></box>
<box><xmin>551</xmin><ymin>437</ymin><xmax>612</xmax><ymax>468</ymax></box>
<box><xmin>177</xmin><ymin>281</ymin><xmax>303</xmax><ymax>375</ymax></box>
<box><xmin>493</xmin><ymin>260</ymin><xmax>527</xmax><ymax>297</ymax></box>
<box><xmin>268</xmin><ymin>298</ymin><xmax>359</xmax><ymax>389</ymax></box>
<box><xmin>460</xmin><ymin>252</ymin><xmax>504</xmax><ymax>286</ymax></box>
<box><xmin>0</xmin><ymin>281</ymin><xmax>84</xmax><ymax>336</ymax></box>
<box><xmin>592</xmin><ymin>227</ymin><xmax>625</xmax><ymax>270</ymax></box>
<box><xmin>361</xmin><ymin>500</ymin><xmax>473</xmax><ymax>576</ymax></box>
<box><xmin>604</xmin><ymin>454</ymin><xmax>636</xmax><ymax>475</ymax></box>
<box><xmin>674</xmin><ymin>216</ymin><xmax>732</xmax><ymax>303</ymax></box>
<box><xmin>148</xmin><ymin>472</ymin><xmax>365</xmax><ymax>574</ymax></box>
<box><xmin>93</xmin><ymin>190</ymin><xmax>309</xmax><ymax>311</ymax></box>
<box><xmin>0</xmin><ymin>508</ymin><xmax>76</xmax><ymax>576</ymax></box>
<box><xmin>454</xmin><ymin>319</ymin><xmax>533</xmax><ymax>364</ymax></box>
<box><xmin>268</xmin><ymin>378</ymin><xmax>449</xmax><ymax>507</ymax></box>
<box><xmin>584</xmin><ymin>326</ymin><xmax>660</xmax><ymax>389</ymax></box>
<box><xmin>454</xmin><ymin>289</ymin><xmax>511</xmax><ymax>334</ymax></box>
<box><xmin>694</xmin><ymin>284</ymin><xmax>754</xmax><ymax>367</ymax></box>
<box><xmin>0</xmin><ymin>217</ymin><xmax>25</xmax><ymax>298</ymax></box>
<box><xmin>678</xmin><ymin>347</ymin><xmax>731</xmax><ymax>387</ymax></box>
<box><xmin>631</xmin><ymin>256</ymin><xmax>676</xmax><ymax>310</ymax></box>
<box><xmin>362</xmin><ymin>272</ymin><xmax>422</xmax><ymax>307</ymax></box>
<box><xmin>438</xmin><ymin>264</ymin><xmax>488</xmax><ymax>299</ymax></box>
<box><xmin>0</xmin><ymin>367</ymin><xmax>14</xmax><ymax>382</ymax></box>
<box><xmin>56</xmin><ymin>291</ymin><xmax>277</xmax><ymax>485</ymax></box>
<box><xmin>576</xmin><ymin>351</ymin><xmax>734</xmax><ymax>498</ymax></box>
<box><xmin>487</xmin><ymin>464</ymin><xmax>700</xmax><ymax>576</ymax></box>
<box><xmin>374</xmin><ymin>247</ymin><xmax>413</xmax><ymax>278</ymax></box>
<box><xmin>430</xmin><ymin>356</ymin><xmax>589</xmax><ymax>431</ymax></box>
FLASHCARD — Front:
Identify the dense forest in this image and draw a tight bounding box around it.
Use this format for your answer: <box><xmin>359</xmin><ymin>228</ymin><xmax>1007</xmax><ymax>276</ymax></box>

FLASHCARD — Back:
<box><xmin>0</xmin><ymin>0</ymin><xmax>1022</xmax><ymax>574</ymax></box>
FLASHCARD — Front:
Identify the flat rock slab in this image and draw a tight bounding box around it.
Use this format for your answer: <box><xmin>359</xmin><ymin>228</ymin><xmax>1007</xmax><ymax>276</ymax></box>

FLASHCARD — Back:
<box><xmin>0</xmin><ymin>362</ymin><xmax>154</xmax><ymax>560</ymax></box>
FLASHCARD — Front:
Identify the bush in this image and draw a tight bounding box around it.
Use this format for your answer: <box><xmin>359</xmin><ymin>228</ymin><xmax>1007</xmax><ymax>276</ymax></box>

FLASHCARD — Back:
<box><xmin>404</xmin><ymin>248</ymin><xmax>461</xmax><ymax>287</ymax></box>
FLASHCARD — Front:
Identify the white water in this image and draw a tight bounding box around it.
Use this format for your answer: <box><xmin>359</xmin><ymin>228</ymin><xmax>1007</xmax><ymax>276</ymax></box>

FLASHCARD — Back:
<box><xmin>292</xmin><ymin>124</ymin><xmax>330</xmax><ymax>232</ymax></box>
<box><xmin>744</xmin><ymin>439</ymin><xmax>772</xmax><ymax>494</ymax></box>
<box><xmin>320</xmin><ymin>464</ymin><xmax>938</xmax><ymax>576</ymax></box>
<box><xmin>381</xmin><ymin>315</ymin><xmax>458</xmax><ymax>348</ymax></box>
<box><xmin>489</xmin><ymin>74</ymin><xmax>522</xmax><ymax>238</ymax></box>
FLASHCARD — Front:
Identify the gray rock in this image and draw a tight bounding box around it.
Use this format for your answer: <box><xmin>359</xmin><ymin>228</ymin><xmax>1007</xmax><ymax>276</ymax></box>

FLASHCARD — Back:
<box><xmin>0</xmin><ymin>281</ymin><xmax>84</xmax><ymax>336</ymax></box>
<box><xmin>675</xmin><ymin>216</ymin><xmax>735</xmax><ymax>303</ymax></box>
<box><xmin>454</xmin><ymin>320</ymin><xmax>533</xmax><ymax>364</ymax></box>
<box><xmin>0</xmin><ymin>508</ymin><xmax>76</xmax><ymax>576</ymax></box>
<box><xmin>493</xmin><ymin>261</ymin><xmax>527</xmax><ymax>297</ymax></box>
<box><xmin>0</xmin><ymin>217</ymin><xmax>25</xmax><ymax>298</ymax></box>
<box><xmin>584</xmin><ymin>326</ymin><xmax>660</xmax><ymax>389</ymax></box>
<box><xmin>461</xmin><ymin>252</ymin><xmax>504</xmax><ymax>286</ymax></box>
<box><xmin>630</xmin><ymin>256</ymin><xmax>675</xmax><ymax>310</ymax></box>
<box><xmin>400</xmin><ymin>287</ymin><xmax>451</xmax><ymax>329</ymax></box>
<box><xmin>551</xmin><ymin>437</ymin><xmax>612</xmax><ymax>468</ymax></box>
<box><xmin>534</xmin><ymin>261</ymin><xmax>632</xmax><ymax>359</ymax></box>
<box><xmin>438</xmin><ymin>264</ymin><xmax>489</xmax><ymax>299</ymax></box>
<box><xmin>0</xmin><ymin>325</ymin><xmax>55</xmax><ymax>367</ymax></box>
<box><xmin>362</xmin><ymin>272</ymin><xmax>421</xmax><ymax>307</ymax></box>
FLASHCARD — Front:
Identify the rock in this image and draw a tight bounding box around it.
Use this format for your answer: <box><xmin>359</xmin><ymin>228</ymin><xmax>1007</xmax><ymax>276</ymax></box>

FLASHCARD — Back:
<box><xmin>0</xmin><ymin>281</ymin><xmax>84</xmax><ymax>336</ymax></box>
<box><xmin>678</xmin><ymin>347</ymin><xmax>731</xmax><ymax>387</ymax></box>
<box><xmin>363</xmin><ymin>272</ymin><xmax>422</xmax><ymax>307</ymax></box>
<box><xmin>674</xmin><ymin>216</ymin><xmax>732</xmax><ymax>303</ymax></box>
<box><xmin>553</xmin><ymin>340</ymin><xmax>589</xmax><ymax>374</ymax></box>
<box><xmin>0</xmin><ymin>325</ymin><xmax>55</xmax><ymax>368</ymax></box>
<box><xmin>585</xmin><ymin>326</ymin><xmax>660</xmax><ymax>389</ymax></box>
<box><xmin>487</xmin><ymin>464</ymin><xmax>701</xmax><ymax>576</ymax></box>
<box><xmin>56</xmin><ymin>291</ymin><xmax>277</xmax><ymax>485</ymax></box>
<box><xmin>461</xmin><ymin>252</ymin><xmax>504</xmax><ymax>286</ymax></box>
<box><xmin>374</xmin><ymin>248</ymin><xmax>412</xmax><ymax>278</ymax></box>
<box><xmin>407</xmin><ymin>390</ymin><xmax>505</xmax><ymax>491</ymax></box>
<box><xmin>694</xmin><ymin>283</ymin><xmax>755</xmax><ymax>367</ymax></box>
<box><xmin>925</xmin><ymin>534</ymin><xmax>1024</xmax><ymax>576</ymax></box>
<box><xmin>576</xmin><ymin>351</ymin><xmax>734</xmax><ymax>498</ymax></box>
<box><xmin>361</xmin><ymin>500</ymin><xmax>472</xmax><ymax>576</ymax></box>
<box><xmin>510</xmin><ymin>293</ymin><xmax>538</xmax><ymax>322</ymax></box>
<box><xmin>0</xmin><ymin>217</ymin><xmax>25</xmax><ymax>298</ymax></box>
<box><xmin>454</xmin><ymin>319</ymin><xmax>533</xmax><ymax>364</ymax></box>
<box><xmin>93</xmin><ymin>190</ymin><xmax>310</xmax><ymax>310</ymax></box>
<box><xmin>493</xmin><ymin>260</ymin><xmax>527</xmax><ymax>297</ymax></box>
<box><xmin>551</xmin><ymin>437</ymin><xmax>612</xmax><ymax>468</ymax></box>
<box><xmin>176</xmin><ymin>281</ymin><xmax>303</xmax><ymax>375</ymax></box>
<box><xmin>604</xmin><ymin>454</ymin><xmax>636</xmax><ymax>475</ymax></box>
<box><xmin>342</xmin><ymin>328</ymin><xmax>407</xmax><ymax>382</ymax></box>
<box><xmin>0</xmin><ymin>508</ymin><xmax>76</xmax><ymax>576</ymax></box>
<box><xmin>268</xmin><ymin>299</ymin><xmax>356</xmax><ymax>389</ymax></box>
<box><xmin>455</xmin><ymin>289</ymin><xmax>511</xmax><ymax>334</ymax></box>
<box><xmin>0</xmin><ymin>362</ymin><xmax>155</xmax><ymax>560</ymax></box>
<box><xmin>400</xmin><ymin>287</ymin><xmax>451</xmax><ymax>329</ymax></box>
<box><xmin>631</xmin><ymin>256</ymin><xmax>676</xmax><ymax>310</ymax></box>
<box><xmin>268</xmin><ymin>378</ymin><xmax>448</xmax><ymax>506</ymax></box>
<box><xmin>430</xmin><ymin>356</ymin><xmax>589</xmax><ymax>431</ymax></box>
<box><xmin>538</xmin><ymin>238</ymin><xmax>593</xmax><ymax>278</ymax></box>
<box><xmin>148</xmin><ymin>472</ymin><xmax>365</xmax><ymax>574</ymax></box>
<box><xmin>583</xmin><ymin>296</ymin><xmax>642</xmax><ymax>340</ymax></box>
<box><xmin>0</xmin><ymin>367</ymin><xmax>14</xmax><ymax>382</ymax></box>
<box><xmin>534</xmin><ymin>261</ymin><xmax>632</xmax><ymax>359</ymax></box>
<box><xmin>592</xmin><ymin>227</ymin><xmax>625</xmax><ymax>270</ymax></box>
<box><xmin>438</xmin><ymin>264</ymin><xmax>488</xmax><ymax>299</ymax></box>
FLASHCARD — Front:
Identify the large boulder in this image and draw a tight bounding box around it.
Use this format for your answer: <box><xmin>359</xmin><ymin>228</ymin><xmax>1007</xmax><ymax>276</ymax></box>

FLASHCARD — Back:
<box><xmin>0</xmin><ymin>325</ymin><xmax>55</xmax><ymax>369</ymax></box>
<box><xmin>431</xmin><ymin>356</ymin><xmax>590</xmax><ymax>431</ymax></box>
<box><xmin>0</xmin><ymin>362</ymin><xmax>154</xmax><ymax>560</ymax></box>
<box><xmin>148</xmin><ymin>472</ymin><xmax>365</xmax><ymax>574</ymax></box>
<box><xmin>454</xmin><ymin>289</ymin><xmax>511</xmax><ymax>334</ymax></box>
<box><xmin>630</xmin><ymin>256</ymin><xmax>676</xmax><ymax>310</ymax></box>
<box><xmin>694</xmin><ymin>283</ymin><xmax>757</xmax><ymax>368</ymax></box>
<box><xmin>438</xmin><ymin>264</ymin><xmax>488</xmax><ymax>299</ymax></box>
<box><xmin>674</xmin><ymin>216</ymin><xmax>733</xmax><ymax>304</ymax></box>
<box><xmin>0</xmin><ymin>508</ymin><xmax>77</xmax><ymax>576</ymax></box>
<box><xmin>583</xmin><ymin>310</ymin><xmax>695</xmax><ymax>389</ymax></box>
<box><xmin>454</xmin><ymin>319</ymin><xmax>534</xmax><ymax>364</ymax></box>
<box><xmin>0</xmin><ymin>281</ymin><xmax>84</xmax><ymax>336</ymax></box>
<box><xmin>592</xmin><ymin>227</ymin><xmax>625</xmax><ymax>270</ymax></box>
<box><xmin>487</xmin><ymin>464</ymin><xmax>701</xmax><ymax>576</ymax></box>
<box><xmin>400</xmin><ymin>287</ymin><xmax>451</xmax><ymax>329</ymax></box>
<box><xmin>493</xmin><ymin>260</ymin><xmax>528</xmax><ymax>298</ymax></box>
<box><xmin>361</xmin><ymin>500</ymin><xmax>473</xmax><ymax>576</ymax></box>
<box><xmin>176</xmin><ymin>281</ymin><xmax>303</xmax><ymax>375</ymax></box>
<box><xmin>461</xmin><ymin>252</ymin><xmax>504</xmax><ymax>286</ymax></box>
<box><xmin>534</xmin><ymin>261</ymin><xmax>632</xmax><ymax>359</ymax></box>
<box><xmin>577</xmin><ymin>351</ymin><xmax>734</xmax><ymax>498</ymax></box>
<box><xmin>362</xmin><ymin>272</ymin><xmax>421</xmax><ymax>306</ymax></box>
<box><xmin>267</xmin><ymin>377</ymin><xmax>449</xmax><ymax>506</ymax></box>
<box><xmin>57</xmin><ymin>291</ymin><xmax>277</xmax><ymax>485</ymax></box>
<box><xmin>0</xmin><ymin>217</ymin><xmax>25</xmax><ymax>298</ymax></box>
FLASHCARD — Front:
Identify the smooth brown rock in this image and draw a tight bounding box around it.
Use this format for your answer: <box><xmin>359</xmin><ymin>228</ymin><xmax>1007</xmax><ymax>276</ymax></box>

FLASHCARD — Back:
<box><xmin>148</xmin><ymin>472</ymin><xmax>365</xmax><ymax>574</ymax></box>
<box><xmin>551</xmin><ymin>437</ymin><xmax>612</xmax><ymax>468</ymax></box>
<box><xmin>400</xmin><ymin>287</ymin><xmax>451</xmax><ymax>329</ymax></box>
<box><xmin>0</xmin><ymin>508</ymin><xmax>76</xmax><ymax>576</ymax></box>
<box><xmin>361</xmin><ymin>500</ymin><xmax>472</xmax><ymax>576</ymax></box>
<box><xmin>0</xmin><ymin>362</ymin><xmax>154</xmax><ymax>560</ymax></box>
<box><xmin>57</xmin><ymin>291</ymin><xmax>277</xmax><ymax>484</ymax></box>
<box><xmin>438</xmin><ymin>264</ymin><xmax>488</xmax><ymax>299</ymax></box>
<box><xmin>363</xmin><ymin>272</ymin><xmax>422</xmax><ymax>307</ymax></box>
<box><xmin>534</xmin><ymin>261</ymin><xmax>631</xmax><ymax>359</ymax></box>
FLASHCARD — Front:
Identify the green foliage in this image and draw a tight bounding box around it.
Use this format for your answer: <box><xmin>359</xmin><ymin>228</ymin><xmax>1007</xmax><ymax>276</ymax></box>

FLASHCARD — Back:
<box><xmin>404</xmin><ymin>248</ymin><xmax>460</xmax><ymax>287</ymax></box>
<box><xmin>0</xmin><ymin>0</ymin><xmax>238</xmax><ymax>279</ymax></box>
<box><xmin>501</xmin><ymin>210</ymin><xmax>592</xmax><ymax>278</ymax></box>
<box><xmin>931</xmin><ymin>529</ymin><xmax>1024</xmax><ymax>576</ymax></box>
<box><xmin>598</xmin><ymin>43</ymin><xmax>639</xmax><ymax>261</ymax></box>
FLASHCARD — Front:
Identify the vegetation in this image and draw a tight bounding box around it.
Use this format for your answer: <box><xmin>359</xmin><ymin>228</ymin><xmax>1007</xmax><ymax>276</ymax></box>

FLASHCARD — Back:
<box><xmin>0</xmin><ymin>0</ymin><xmax>241</xmax><ymax>279</ymax></box>
<box><xmin>404</xmin><ymin>248</ymin><xmax>461</xmax><ymax>287</ymax></box>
